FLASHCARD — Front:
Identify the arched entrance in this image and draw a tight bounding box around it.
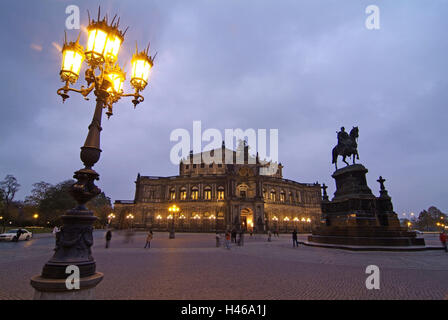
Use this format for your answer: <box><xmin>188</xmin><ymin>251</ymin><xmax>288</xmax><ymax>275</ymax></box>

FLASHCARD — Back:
<box><xmin>240</xmin><ymin>207</ymin><xmax>254</xmax><ymax>232</ymax></box>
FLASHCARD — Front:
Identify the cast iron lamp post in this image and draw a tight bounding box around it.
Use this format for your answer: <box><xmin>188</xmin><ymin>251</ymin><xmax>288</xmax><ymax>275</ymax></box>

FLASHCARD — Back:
<box><xmin>209</xmin><ymin>214</ymin><xmax>216</xmax><ymax>232</ymax></box>
<box><xmin>272</xmin><ymin>216</ymin><xmax>278</xmax><ymax>234</ymax></box>
<box><xmin>107</xmin><ymin>213</ymin><xmax>116</xmax><ymax>226</ymax></box>
<box><xmin>168</xmin><ymin>204</ymin><xmax>180</xmax><ymax>239</ymax></box>
<box><xmin>126</xmin><ymin>213</ymin><xmax>135</xmax><ymax>229</ymax></box>
<box><xmin>30</xmin><ymin>8</ymin><xmax>155</xmax><ymax>299</ymax></box>
<box><xmin>284</xmin><ymin>216</ymin><xmax>289</xmax><ymax>233</ymax></box>
<box><xmin>306</xmin><ymin>218</ymin><xmax>312</xmax><ymax>233</ymax></box>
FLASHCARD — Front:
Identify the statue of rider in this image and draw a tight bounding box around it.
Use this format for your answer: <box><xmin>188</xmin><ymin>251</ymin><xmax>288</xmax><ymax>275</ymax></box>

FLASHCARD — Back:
<box><xmin>337</xmin><ymin>127</ymin><xmax>350</xmax><ymax>152</ymax></box>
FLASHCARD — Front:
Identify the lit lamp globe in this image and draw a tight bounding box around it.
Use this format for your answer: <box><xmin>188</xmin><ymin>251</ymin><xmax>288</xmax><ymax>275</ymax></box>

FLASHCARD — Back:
<box><xmin>85</xmin><ymin>18</ymin><xmax>110</xmax><ymax>65</ymax></box>
<box><xmin>105</xmin><ymin>64</ymin><xmax>125</xmax><ymax>117</ymax></box>
<box><xmin>60</xmin><ymin>38</ymin><xmax>84</xmax><ymax>84</ymax></box>
<box><xmin>130</xmin><ymin>47</ymin><xmax>154</xmax><ymax>92</ymax></box>
<box><xmin>104</xmin><ymin>27</ymin><xmax>124</xmax><ymax>63</ymax></box>
<box><xmin>168</xmin><ymin>205</ymin><xmax>178</xmax><ymax>239</ymax></box>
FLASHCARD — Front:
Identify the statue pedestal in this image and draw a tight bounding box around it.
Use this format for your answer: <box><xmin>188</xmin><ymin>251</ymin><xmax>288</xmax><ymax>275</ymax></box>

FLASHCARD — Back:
<box><xmin>308</xmin><ymin>164</ymin><xmax>425</xmax><ymax>248</ymax></box>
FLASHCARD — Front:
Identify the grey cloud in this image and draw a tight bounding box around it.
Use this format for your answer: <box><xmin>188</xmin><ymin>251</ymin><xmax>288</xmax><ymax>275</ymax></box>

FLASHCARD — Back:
<box><xmin>0</xmin><ymin>0</ymin><xmax>447</xmax><ymax>216</ymax></box>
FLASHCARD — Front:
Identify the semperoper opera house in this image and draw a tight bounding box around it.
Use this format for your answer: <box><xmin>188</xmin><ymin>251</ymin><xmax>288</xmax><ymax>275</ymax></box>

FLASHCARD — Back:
<box><xmin>114</xmin><ymin>143</ymin><xmax>322</xmax><ymax>233</ymax></box>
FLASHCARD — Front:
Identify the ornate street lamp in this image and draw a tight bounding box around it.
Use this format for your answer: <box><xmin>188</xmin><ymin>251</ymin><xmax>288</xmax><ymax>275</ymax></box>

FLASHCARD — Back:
<box><xmin>168</xmin><ymin>204</ymin><xmax>180</xmax><ymax>239</ymax></box>
<box><xmin>30</xmin><ymin>8</ymin><xmax>155</xmax><ymax>299</ymax></box>
<box><xmin>284</xmin><ymin>216</ymin><xmax>290</xmax><ymax>233</ymax></box>
<box><xmin>209</xmin><ymin>214</ymin><xmax>216</xmax><ymax>232</ymax></box>
<box><xmin>179</xmin><ymin>213</ymin><xmax>186</xmax><ymax>231</ymax></box>
<box><xmin>293</xmin><ymin>217</ymin><xmax>299</xmax><ymax>231</ymax></box>
<box><xmin>272</xmin><ymin>216</ymin><xmax>278</xmax><ymax>234</ymax></box>
<box><xmin>126</xmin><ymin>213</ymin><xmax>135</xmax><ymax>229</ymax></box>
<box><xmin>107</xmin><ymin>213</ymin><xmax>116</xmax><ymax>226</ymax></box>
<box><xmin>306</xmin><ymin>217</ymin><xmax>312</xmax><ymax>233</ymax></box>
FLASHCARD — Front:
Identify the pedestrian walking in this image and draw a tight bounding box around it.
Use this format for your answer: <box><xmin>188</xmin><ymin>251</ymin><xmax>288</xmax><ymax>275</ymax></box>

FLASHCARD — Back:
<box><xmin>52</xmin><ymin>226</ymin><xmax>60</xmax><ymax>238</ymax></box>
<box><xmin>292</xmin><ymin>229</ymin><xmax>298</xmax><ymax>247</ymax></box>
<box><xmin>215</xmin><ymin>232</ymin><xmax>221</xmax><ymax>247</ymax></box>
<box><xmin>124</xmin><ymin>229</ymin><xmax>135</xmax><ymax>243</ymax></box>
<box><xmin>225</xmin><ymin>231</ymin><xmax>231</xmax><ymax>249</ymax></box>
<box><xmin>105</xmin><ymin>229</ymin><xmax>112</xmax><ymax>248</ymax></box>
<box><xmin>231</xmin><ymin>229</ymin><xmax>237</xmax><ymax>243</ymax></box>
<box><xmin>144</xmin><ymin>230</ymin><xmax>153</xmax><ymax>248</ymax></box>
<box><xmin>239</xmin><ymin>230</ymin><xmax>244</xmax><ymax>246</ymax></box>
<box><xmin>440</xmin><ymin>231</ymin><xmax>447</xmax><ymax>252</ymax></box>
<box><xmin>15</xmin><ymin>228</ymin><xmax>23</xmax><ymax>242</ymax></box>
<box><xmin>267</xmin><ymin>230</ymin><xmax>272</xmax><ymax>242</ymax></box>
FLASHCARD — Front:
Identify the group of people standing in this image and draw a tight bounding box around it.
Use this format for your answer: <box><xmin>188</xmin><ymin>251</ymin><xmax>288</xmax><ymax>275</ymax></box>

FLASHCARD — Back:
<box><xmin>267</xmin><ymin>229</ymin><xmax>300</xmax><ymax>247</ymax></box>
<box><xmin>101</xmin><ymin>228</ymin><xmax>448</xmax><ymax>253</ymax></box>
<box><xmin>216</xmin><ymin>229</ymin><xmax>246</xmax><ymax>249</ymax></box>
<box><xmin>104</xmin><ymin>229</ymin><xmax>154</xmax><ymax>249</ymax></box>
<box><xmin>215</xmin><ymin>229</ymin><xmax>301</xmax><ymax>249</ymax></box>
<box><xmin>266</xmin><ymin>230</ymin><xmax>280</xmax><ymax>242</ymax></box>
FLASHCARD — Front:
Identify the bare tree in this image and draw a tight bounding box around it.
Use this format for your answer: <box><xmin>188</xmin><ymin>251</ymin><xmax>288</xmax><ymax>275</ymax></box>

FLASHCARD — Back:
<box><xmin>0</xmin><ymin>175</ymin><xmax>20</xmax><ymax>230</ymax></box>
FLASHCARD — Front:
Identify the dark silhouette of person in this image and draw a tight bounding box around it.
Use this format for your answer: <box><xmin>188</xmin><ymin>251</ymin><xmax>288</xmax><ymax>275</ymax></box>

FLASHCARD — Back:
<box><xmin>105</xmin><ymin>230</ymin><xmax>112</xmax><ymax>248</ymax></box>
<box><xmin>15</xmin><ymin>228</ymin><xmax>23</xmax><ymax>242</ymax></box>
<box><xmin>144</xmin><ymin>230</ymin><xmax>153</xmax><ymax>248</ymax></box>
<box><xmin>292</xmin><ymin>230</ymin><xmax>298</xmax><ymax>247</ymax></box>
<box><xmin>231</xmin><ymin>229</ymin><xmax>237</xmax><ymax>243</ymax></box>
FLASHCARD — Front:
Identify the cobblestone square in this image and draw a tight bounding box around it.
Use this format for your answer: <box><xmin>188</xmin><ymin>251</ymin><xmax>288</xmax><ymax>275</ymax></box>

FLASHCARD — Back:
<box><xmin>0</xmin><ymin>231</ymin><xmax>447</xmax><ymax>300</ymax></box>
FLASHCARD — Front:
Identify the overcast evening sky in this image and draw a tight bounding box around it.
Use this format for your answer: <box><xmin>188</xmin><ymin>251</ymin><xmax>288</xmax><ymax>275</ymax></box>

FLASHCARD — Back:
<box><xmin>0</xmin><ymin>0</ymin><xmax>447</xmax><ymax>217</ymax></box>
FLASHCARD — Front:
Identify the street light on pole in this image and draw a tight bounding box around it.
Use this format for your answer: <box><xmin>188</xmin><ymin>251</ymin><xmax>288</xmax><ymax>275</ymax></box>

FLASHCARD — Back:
<box><xmin>306</xmin><ymin>217</ymin><xmax>312</xmax><ymax>233</ymax></box>
<box><xmin>209</xmin><ymin>214</ymin><xmax>216</xmax><ymax>232</ymax></box>
<box><xmin>107</xmin><ymin>213</ymin><xmax>116</xmax><ymax>226</ymax></box>
<box><xmin>284</xmin><ymin>216</ymin><xmax>290</xmax><ymax>233</ymax></box>
<box><xmin>30</xmin><ymin>7</ymin><xmax>155</xmax><ymax>299</ymax></box>
<box><xmin>33</xmin><ymin>213</ymin><xmax>39</xmax><ymax>226</ymax></box>
<box><xmin>168</xmin><ymin>204</ymin><xmax>180</xmax><ymax>239</ymax></box>
<box><xmin>126</xmin><ymin>214</ymin><xmax>135</xmax><ymax>229</ymax></box>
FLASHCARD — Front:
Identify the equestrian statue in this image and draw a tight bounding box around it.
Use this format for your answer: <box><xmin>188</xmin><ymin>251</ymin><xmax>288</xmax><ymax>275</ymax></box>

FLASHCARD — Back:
<box><xmin>332</xmin><ymin>126</ymin><xmax>359</xmax><ymax>170</ymax></box>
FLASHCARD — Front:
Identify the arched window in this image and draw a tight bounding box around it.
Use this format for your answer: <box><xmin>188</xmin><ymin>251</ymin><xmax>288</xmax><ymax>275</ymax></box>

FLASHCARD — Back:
<box><xmin>180</xmin><ymin>187</ymin><xmax>187</xmax><ymax>200</ymax></box>
<box><xmin>289</xmin><ymin>191</ymin><xmax>293</xmax><ymax>203</ymax></box>
<box><xmin>191</xmin><ymin>186</ymin><xmax>199</xmax><ymax>200</ymax></box>
<box><xmin>217</xmin><ymin>186</ymin><xmax>225</xmax><ymax>200</ymax></box>
<box><xmin>169</xmin><ymin>187</ymin><xmax>176</xmax><ymax>200</ymax></box>
<box><xmin>270</xmin><ymin>190</ymin><xmax>276</xmax><ymax>201</ymax></box>
<box><xmin>204</xmin><ymin>186</ymin><xmax>212</xmax><ymax>200</ymax></box>
<box><xmin>280</xmin><ymin>190</ymin><xmax>285</xmax><ymax>202</ymax></box>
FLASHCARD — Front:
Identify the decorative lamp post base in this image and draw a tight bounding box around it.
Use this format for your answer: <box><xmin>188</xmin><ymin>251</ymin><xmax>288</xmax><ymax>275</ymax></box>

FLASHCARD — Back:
<box><xmin>29</xmin><ymin>168</ymin><xmax>103</xmax><ymax>299</ymax></box>
<box><xmin>30</xmin><ymin>272</ymin><xmax>103</xmax><ymax>300</ymax></box>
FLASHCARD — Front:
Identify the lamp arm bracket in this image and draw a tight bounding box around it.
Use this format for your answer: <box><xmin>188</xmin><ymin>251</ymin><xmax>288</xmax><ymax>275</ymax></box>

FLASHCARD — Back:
<box><xmin>57</xmin><ymin>82</ymin><xmax>95</xmax><ymax>102</ymax></box>
<box><xmin>122</xmin><ymin>90</ymin><xmax>144</xmax><ymax>108</ymax></box>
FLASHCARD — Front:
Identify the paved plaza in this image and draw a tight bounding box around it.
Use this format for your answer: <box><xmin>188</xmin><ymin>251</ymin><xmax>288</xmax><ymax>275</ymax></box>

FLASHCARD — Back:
<box><xmin>0</xmin><ymin>231</ymin><xmax>447</xmax><ymax>300</ymax></box>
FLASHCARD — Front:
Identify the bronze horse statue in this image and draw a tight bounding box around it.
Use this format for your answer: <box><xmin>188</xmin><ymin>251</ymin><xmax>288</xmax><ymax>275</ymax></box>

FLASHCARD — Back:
<box><xmin>332</xmin><ymin>126</ymin><xmax>359</xmax><ymax>170</ymax></box>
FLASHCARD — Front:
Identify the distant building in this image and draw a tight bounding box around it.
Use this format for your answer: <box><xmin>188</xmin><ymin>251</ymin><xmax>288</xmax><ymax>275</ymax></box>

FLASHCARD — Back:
<box><xmin>114</xmin><ymin>142</ymin><xmax>322</xmax><ymax>232</ymax></box>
